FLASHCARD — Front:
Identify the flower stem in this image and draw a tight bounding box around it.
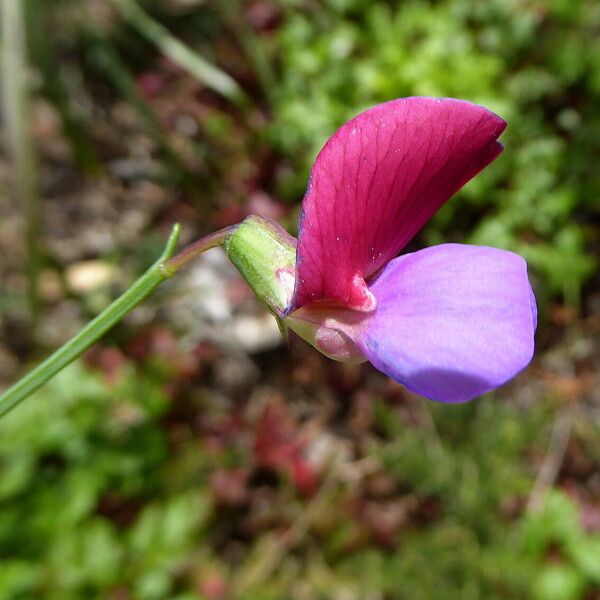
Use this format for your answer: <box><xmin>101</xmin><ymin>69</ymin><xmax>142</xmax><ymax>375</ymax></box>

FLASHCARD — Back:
<box><xmin>0</xmin><ymin>224</ymin><xmax>181</xmax><ymax>418</ymax></box>
<box><xmin>166</xmin><ymin>224</ymin><xmax>239</xmax><ymax>272</ymax></box>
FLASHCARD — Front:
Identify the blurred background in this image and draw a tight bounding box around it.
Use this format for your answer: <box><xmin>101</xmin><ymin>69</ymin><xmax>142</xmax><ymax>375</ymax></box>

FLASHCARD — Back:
<box><xmin>0</xmin><ymin>0</ymin><xmax>599</xmax><ymax>599</ymax></box>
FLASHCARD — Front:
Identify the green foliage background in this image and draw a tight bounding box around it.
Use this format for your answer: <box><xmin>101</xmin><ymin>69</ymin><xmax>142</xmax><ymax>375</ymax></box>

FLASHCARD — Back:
<box><xmin>1</xmin><ymin>0</ymin><xmax>599</xmax><ymax>599</ymax></box>
<box><xmin>1</xmin><ymin>362</ymin><xmax>599</xmax><ymax>600</ymax></box>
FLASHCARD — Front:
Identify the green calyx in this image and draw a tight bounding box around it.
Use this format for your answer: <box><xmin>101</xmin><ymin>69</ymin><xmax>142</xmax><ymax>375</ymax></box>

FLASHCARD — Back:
<box><xmin>224</xmin><ymin>215</ymin><xmax>297</xmax><ymax>318</ymax></box>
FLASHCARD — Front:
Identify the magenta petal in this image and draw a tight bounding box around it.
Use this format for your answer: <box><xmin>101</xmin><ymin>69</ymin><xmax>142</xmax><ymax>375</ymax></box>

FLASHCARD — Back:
<box><xmin>289</xmin><ymin>97</ymin><xmax>506</xmax><ymax>312</ymax></box>
<box><xmin>355</xmin><ymin>244</ymin><xmax>537</xmax><ymax>403</ymax></box>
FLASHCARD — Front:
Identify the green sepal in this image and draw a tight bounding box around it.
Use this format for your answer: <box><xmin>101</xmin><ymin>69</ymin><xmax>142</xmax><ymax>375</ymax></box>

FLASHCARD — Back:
<box><xmin>224</xmin><ymin>215</ymin><xmax>296</xmax><ymax>317</ymax></box>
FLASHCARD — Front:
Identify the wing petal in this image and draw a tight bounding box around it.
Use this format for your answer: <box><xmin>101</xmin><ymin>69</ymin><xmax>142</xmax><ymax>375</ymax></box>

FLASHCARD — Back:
<box><xmin>356</xmin><ymin>244</ymin><xmax>536</xmax><ymax>402</ymax></box>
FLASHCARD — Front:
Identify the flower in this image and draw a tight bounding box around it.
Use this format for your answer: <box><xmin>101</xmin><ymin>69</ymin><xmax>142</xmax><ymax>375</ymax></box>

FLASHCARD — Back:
<box><xmin>226</xmin><ymin>97</ymin><xmax>537</xmax><ymax>403</ymax></box>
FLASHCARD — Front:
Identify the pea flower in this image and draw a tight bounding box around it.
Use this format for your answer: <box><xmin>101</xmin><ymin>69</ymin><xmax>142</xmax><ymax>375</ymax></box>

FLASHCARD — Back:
<box><xmin>226</xmin><ymin>97</ymin><xmax>537</xmax><ymax>403</ymax></box>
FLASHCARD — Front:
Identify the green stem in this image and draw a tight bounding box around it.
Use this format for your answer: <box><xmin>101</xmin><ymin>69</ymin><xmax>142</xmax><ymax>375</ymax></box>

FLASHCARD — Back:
<box><xmin>1</xmin><ymin>0</ymin><xmax>41</xmax><ymax>332</ymax></box>
<box><xmin>110</xmin><ymin>0</ymin><xmax>249</xmax><ymax>106</ymax></box>
<box><xmin>0</xmin><ymin>225</ymin><xmax>181</xmax><ymax>418</ymax></box>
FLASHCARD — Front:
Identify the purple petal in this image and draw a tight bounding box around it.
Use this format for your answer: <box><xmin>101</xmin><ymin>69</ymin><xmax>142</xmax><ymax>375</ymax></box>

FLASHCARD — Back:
<box><xmin>355</xmin><ymin>244</ymin><xmax>537</xmax><ymax>402</ymax></box>
<box><xmin>289</xmin><ymin>97</ymin><xmax>506</xmax><ymax>313</ymax></box>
